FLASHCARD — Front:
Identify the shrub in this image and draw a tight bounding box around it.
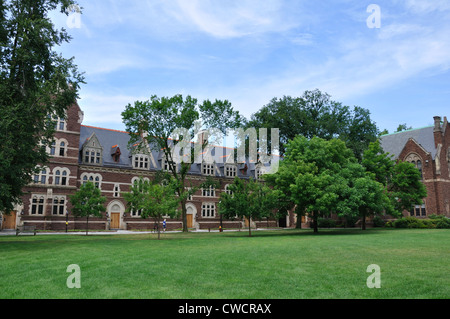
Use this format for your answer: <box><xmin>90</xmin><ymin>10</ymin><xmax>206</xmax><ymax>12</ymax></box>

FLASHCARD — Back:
<box><xmin>394</xmin><ymin>218</ymin><xmax>409</xmax><ymax>228</ymax></box>
<box><xmin>373</xmin><ymin>216</ymin><xmax>386</xmax><ymax>227</ymax></box>
<box><xmin>392</xmin><ymin>215</ymin><xmax>450</xmax><ymax>229</ymax></box>
<box><xmin>344</xmin><ymin>216</ymin><xmax>359</xmax><ymax>228</ymax></box>
<box><xmin>318</xmin><ymin>218</ymin><xmax>336</xmax><ymax>228</ymax></box>
<box><xmin>429</xmin><ymin>215</ymin><xmax>450</xmax><ymax>229</ymax></box>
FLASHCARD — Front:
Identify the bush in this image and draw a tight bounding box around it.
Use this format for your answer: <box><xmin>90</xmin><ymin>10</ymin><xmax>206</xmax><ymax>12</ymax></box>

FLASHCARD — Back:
<box><xmin>344</xmin><ymin>215</ymin><xmax>359</xmax><ymax>228</ymax></box>
<box><xmin>394</xmin><ymin>218</ymin><xmax>409</xmax><ymax>228</ymax></box>
<box><xmin>318</xmin><ymin>218</ymin><xmax>336</xmax><ymax>228</ymax></box>
<box><xmin>392</xmin><ymin>215</ymin><xmax>450</xmax><ymax>229</ymax></box>
<box><xmin>429</xmin><ymin>215</ymin><xmax>450</xmax><ymax>229</ymax></box>
<box><xmin>373</xmin><ymin>216</ymin><xmax>386</xmax><ymax>227</ymax></box>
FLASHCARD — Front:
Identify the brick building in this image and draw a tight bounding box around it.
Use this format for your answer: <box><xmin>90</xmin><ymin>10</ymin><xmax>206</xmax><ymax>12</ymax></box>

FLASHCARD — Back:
<box><xmin>380</xmin><ymin>116</ymin><xmax>450</xmax><ymax>217</ymax></box>
<box><xmin>1</xmin><ymin>101</ymin><xmax>448</xmax><ymax>232</ymax></box>
<box><xmin>1</xmin><ymin>102</ymin><xmax>282</xmax><ymax>231</ymax></box>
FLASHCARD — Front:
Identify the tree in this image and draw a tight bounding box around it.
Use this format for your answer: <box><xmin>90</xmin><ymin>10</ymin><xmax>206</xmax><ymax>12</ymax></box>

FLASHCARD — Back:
<box><xmin>69</xmin><ymin>182</ymin><xmax>106</xmax><ymax>235</ymax></box>
<box><xmin>280</xmin><ymin>136</ymin><xmax>354</xmax><ymax>233</ymax></box>
<box><xmin>337</xmin><ymin>163</ymin><xmax>393</xmax><ymax>230</ymax></box>
<box><xmin>124</xmin><ymin>177</ymin><xmax>179</xmax><ymax>240</ymax></box>
<box><xmin>219</xmin><ymin>177</ymin><xmax>279</xmax><ymax>237</ymax></box>
<box><xmin>395</xmin><ymin>124</ymin><xmax>412</xmax><ymax>133</ymax></box>
<box><xmin>388</xmin><ymin>161</ymin><xmax>428</xmax><ymax>214</ymax></box>
<box><xmin>361</xmin><ymin>140</ymin><xmax>395</xmax><ymax>186</ymax></box>
<box><xmin>121</xmin><ymin>94</ymin><xmax>244</xmax><ymax>232</ymax></box>
<box><xmin>362</xmin><ymin>140</ymin><xmax>427</xmax><ymax>216</ymax></box>
<box><xmin>0</xmin><ymin>0</ymin><xmax>84</xmax><ymax>213</ymax></box>
<box><xmin>247</xmin><ymin>89</ymin><xmax>379</xmax><ymax>159</ymax></box>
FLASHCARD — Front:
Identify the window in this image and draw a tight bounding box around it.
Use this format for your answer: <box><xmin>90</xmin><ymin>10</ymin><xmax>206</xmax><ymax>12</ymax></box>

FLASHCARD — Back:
<box><xmin>54</xmin><ymin>170</ymin><xmax>61</xmax><ymax>185</ymax></box>
<box><xmin>202</xmin><ymin>203</ymin><xmax>215</xmax><ymax>218</ymax></box>
<box><xmin>114</xmin><ymin>184</ymin><xmax>120</xmax><ymax>198</ymax></box>
<box><xmin>53</xmin><ymin>168</ymin><xmax>69</xmax><ymax>186</ymax></box>
<box><xmin>256</xmin><ymin>166</ymin><xmax>265</xmax><ymax>180</ymax></box>
<box><xmin>81</xmin><ymin>173</ymin><xmax>102</xmax><ymax>189</ymax></box>
<box><xmin>33</xmin><ymin>167</ymin><xmax>48</xmax><ymax>185</ymax></box>
<box><xmin>48</xmin><ymin>112</ymin><xmax>66</xmax><ymax>131</ymax></box>
<box><xmin>133</xmin><ymin>155</ymin><xmax>149</xmax><ymax>169</ymax></box>
<box><xmin>59</xmin><ymin>142</ymin><xmax>66</xmax><ymax>157</ymax></box>
<box><xmin>31</xmin><ymin>195</ymin><xmax>45</xmax><ymax>215</ymax></box>
<box><xmin>52</xmin><ymin>196</ymin><xmax>66</xmax><ymax>215</ymax></box>
<box><xmin>131</xmin><ymin>208</ymin><xmax>142</xmax><ymax>217</ymax></box>
<box><xmin>83</xmin><ymin>147</ymin><xmax>102</xmax><ymax>165</ymax></box>
<box><xmin>50</xmin><ymin>142</ymin><xmax>56</xmax><ymax>156</ymax></box>
<box><xmin>59</xmin><ymin>117</ymin><xmax>65</xmax><ymax>131</ymax></box>
<box><xmin>202</xmin><ymin>163</ymin><xmax>214</xmax><ymax>176</ymax></box>
<box><xmin>410</xmin><ymin>204</ymin><xmax>427</xmax><ymax>217</ymax></box>
<box><xmin>225</xmin><ymin>184</ymin><xmax>233</xmax><ymax>196</ymax></box>
<box><xmin>405</xmin><ymin>153</ymin><xmax>423</xmax><ymax>179</ymax></box>
<box><xmin>225</xmin><ymin>165</ymin><xmax>237</xmax><ymax>177</ymax></box>
<box><xmin>202</xmin><ymin>186</ymin><xmax>215</xmax><ymax>197</ymax></box>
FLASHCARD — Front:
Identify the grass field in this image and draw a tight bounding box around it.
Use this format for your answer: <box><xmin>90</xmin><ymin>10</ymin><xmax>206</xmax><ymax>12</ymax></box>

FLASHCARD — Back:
<box><xmin>0</xmin><ymin>228</ymin><xmax>448</xmax><ymax>299</ymax></box>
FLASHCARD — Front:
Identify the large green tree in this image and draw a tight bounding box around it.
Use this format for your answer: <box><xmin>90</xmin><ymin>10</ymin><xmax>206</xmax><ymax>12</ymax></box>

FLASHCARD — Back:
<box><xmin>362</xmin><ymin>140</ymin><xmax>427</xmax><ymax>216</ymax></box>
<box><xmin>121</xmin><ymin>94</ymin><xmax>244</xmax><ymax>232</ymax></box>
<box><xmin>247</xmin><ymin>89</ymin><xmax>379</xmax><ymax>160</ymax></box>
<box><xmin>0</xmin><ymin>0</ymin><xmax>84</xmax><ymax>213</ymax></box>
<box><xmin>281</xmin><ymin>136</ymin><xmax>354</xmax><ymax>233</ymax></box>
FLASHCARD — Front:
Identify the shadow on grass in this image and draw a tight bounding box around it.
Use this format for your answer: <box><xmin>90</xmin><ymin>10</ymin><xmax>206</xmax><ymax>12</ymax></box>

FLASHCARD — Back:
<box><xmin>220</xmin><ymin>227</ymin><xmax>389</xmax><ymax>238</ymax></box>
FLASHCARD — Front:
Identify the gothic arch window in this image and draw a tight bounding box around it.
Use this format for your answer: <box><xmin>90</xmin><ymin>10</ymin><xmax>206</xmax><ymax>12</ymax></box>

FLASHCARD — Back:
<box><xmin>53</xmin><ymin>167</ymin><xmax>70</xmax><ymax>186</ymax></box>
<box><xmin>52</xmin><ymin>196</ymin><xmax>66</xmax><ymax>215</ymax></box>
<box><xmin>81</xmin><ymin>173</ymin><xmax>102</xmax><ymax>189</ymax></box>
<box><xmin>405</xmin><ymin>153</ymin><xmax>423</xmax><ymax>179</ymax></box>
<box><xmin>33</xmin><ymin>166</ymin><xmax>49</xmax><ymax>185</ymax></box>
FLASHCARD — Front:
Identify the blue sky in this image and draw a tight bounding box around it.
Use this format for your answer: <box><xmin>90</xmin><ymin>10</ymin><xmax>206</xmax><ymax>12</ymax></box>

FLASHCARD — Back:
<box><xmin>51</xmin><ymin>0</ymin><xmax>450</xmax><ymax>134</ymax></box>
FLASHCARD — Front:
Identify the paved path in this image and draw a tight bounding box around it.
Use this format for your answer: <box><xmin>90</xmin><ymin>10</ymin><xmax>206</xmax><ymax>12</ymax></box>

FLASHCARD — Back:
<box><xmin>0</xmin><ymin>228</ymin><xmax>282</xmax><ymax>236</ymax></box>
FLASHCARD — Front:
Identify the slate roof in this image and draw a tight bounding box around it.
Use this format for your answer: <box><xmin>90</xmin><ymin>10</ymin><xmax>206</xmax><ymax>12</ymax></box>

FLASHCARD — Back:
<box><xmin>79</xmin><ymin>125</ymin><xmax>277</xmax><ymax>179</ymax></box>
<box><xmin>379</xmin><ymin>126</ymin><xmax>437</xmax><ymax>159</ymax></box>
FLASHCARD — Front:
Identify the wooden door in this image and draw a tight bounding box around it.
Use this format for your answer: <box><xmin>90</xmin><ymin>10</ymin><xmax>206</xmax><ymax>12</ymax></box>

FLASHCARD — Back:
<box><xmin>187</xmin><ymin>214</ymin><xmax>193</xmax><ymax>228</ymax></box>
<box><xmin>111</xmin><ymin>213</ymin><xmax>120</xmax><ymax>229</ymax></box>
<box><xmin>2</xmin><ymin>211</ymin><xmax>17</xmax><ymax>230</ymax></box>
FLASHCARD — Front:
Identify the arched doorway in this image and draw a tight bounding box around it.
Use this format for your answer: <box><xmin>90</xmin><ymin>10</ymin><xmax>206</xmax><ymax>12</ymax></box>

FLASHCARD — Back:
<box><xmin>107</xmin><ymin>201</ymin><xmax>125</xmax><ymax>230</ymax></box>
<box><xmin>185</xmin><ymin>203</ymin><xmax>197</xmax><ymax>229</ymax></box>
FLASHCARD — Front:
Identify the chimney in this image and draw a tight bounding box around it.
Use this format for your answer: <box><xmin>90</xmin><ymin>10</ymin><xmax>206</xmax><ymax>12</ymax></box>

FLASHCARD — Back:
<box><xmin>433</xmin><ymin>116</ymin><xmax>443</xmax><ymax>147</ymax></box>
<box><xmin>434</xmin><ymin>116</ymin><xmax>442</xmax><ymax>132</ymax></box>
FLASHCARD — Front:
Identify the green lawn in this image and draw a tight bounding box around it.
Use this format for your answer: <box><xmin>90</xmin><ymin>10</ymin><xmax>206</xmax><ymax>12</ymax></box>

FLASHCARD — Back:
<box><xmin>0</xmin><ymin>228</ymin><xmax>448</xmax><ymax>299</ymax></box>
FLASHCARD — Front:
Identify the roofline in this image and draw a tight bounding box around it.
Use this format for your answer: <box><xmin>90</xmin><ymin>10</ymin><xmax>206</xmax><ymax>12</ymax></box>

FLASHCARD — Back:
<box><xmin>380</xmin><ymin>125</ymin><xmax>434</xmax><ymax>137</ymax></box>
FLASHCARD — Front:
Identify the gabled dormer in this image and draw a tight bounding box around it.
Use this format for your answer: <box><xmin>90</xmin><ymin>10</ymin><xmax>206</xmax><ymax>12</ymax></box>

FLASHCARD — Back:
<box><xmin>81</xmin><ymin>133</ymin><xmax>103</xmax><ymax>165</ymax></box>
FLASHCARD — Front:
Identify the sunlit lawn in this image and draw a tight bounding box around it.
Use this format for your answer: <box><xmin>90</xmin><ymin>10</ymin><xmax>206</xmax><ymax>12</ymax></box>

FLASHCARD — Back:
<box><xmin>0</xmin><ymin>228</ymin><xmax>448</xmax><ymax>299</ymax></box>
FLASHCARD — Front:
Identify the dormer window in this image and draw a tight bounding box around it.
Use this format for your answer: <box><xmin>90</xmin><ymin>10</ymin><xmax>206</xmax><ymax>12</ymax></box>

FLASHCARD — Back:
<box><xmin>202</xmin><ymin>162</ymin><xmax>215</xmax><ymax>176</ymax></box>
<box><xmin>133</xmin><ymin>155</ymin><xmax>149</xmax><ymax>170</ymax></box>
<box><xmin>82</xmin><ymin>133</ymin><xmax>103</xmax><ymax>166</ymax></box>
<box><xmin>111</xmin><ymin>146</ymin><xmax>121</xmax><ymax>163</ymax></box>
<box><xmin>225</xmin><ymin>164</ymin><xmax>237</xmax><ymax>177</ymax></box>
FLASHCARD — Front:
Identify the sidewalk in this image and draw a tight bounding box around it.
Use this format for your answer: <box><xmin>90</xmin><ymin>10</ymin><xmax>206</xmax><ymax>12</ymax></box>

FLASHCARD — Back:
<box><xmin>0</xmin><ymin>228</ymin><xmax>282</xmax><ymax>236</ymax></box>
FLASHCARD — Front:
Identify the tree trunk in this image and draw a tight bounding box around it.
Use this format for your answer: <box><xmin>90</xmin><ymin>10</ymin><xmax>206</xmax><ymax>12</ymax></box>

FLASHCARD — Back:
<box><xmin>248</xmin><ymin>216</ymin><xmax>252</xmax><ymax>237</ymax></box>
<box><xmin>86</xmin><ymin>215</ymin><xmax>89</xmax><ymax>236</ymax></box>
<box><xmin>181</xmin><ymin>199</ymin><xmax>188</xmax><ymax>233</ymax></box>
<box><xmin>313</xmin><ymin>212</ymin><xmax>318</xmax><ymax>233</ymax></box>
<box><xmin>361</xmin><ymin>212</ymin><xmax>366</xmax><ymax>230</ymax></box>
<box><xmin>156</xmin><ymin>217</ymin><xmax>161</xmax><ymax>240</ymax></box>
